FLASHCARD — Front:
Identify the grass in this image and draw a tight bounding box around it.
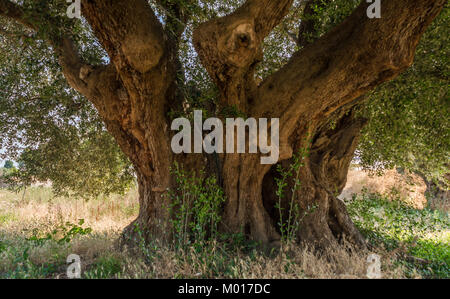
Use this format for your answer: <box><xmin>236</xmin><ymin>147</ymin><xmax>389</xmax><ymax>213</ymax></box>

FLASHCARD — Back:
<box><xmin>0</xmin><ymin>185</ymin><xmax>448</xmax><ymax>279</ymax></box>
<box><xmin>346</xmin><ymin>188</ymin><xmax>449</xmax><ymax>278</ymax></box>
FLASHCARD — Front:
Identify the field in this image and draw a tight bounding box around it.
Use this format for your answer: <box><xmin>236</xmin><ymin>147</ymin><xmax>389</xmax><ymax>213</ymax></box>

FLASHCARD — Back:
<box><xmin>0</xmin><ymin>169</ymin><xmax>448</xmax><ymax>279</ymax></box>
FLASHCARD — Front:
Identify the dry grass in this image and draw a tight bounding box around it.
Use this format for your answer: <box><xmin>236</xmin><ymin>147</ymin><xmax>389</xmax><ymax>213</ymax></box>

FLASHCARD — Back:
<box><xmin>0</xmin><ymin>182</ymin><xmax>441</xmax><ymax>279</ymax></box>
<box><xmin>0</xmin><ymin>187</ymin><xmax>137</xmax><ymax>278</ymax></box>
<box><xmin>0</xmin><ymin>187</ymin><xmax>414</xmax><ymax>278</ymax></box>
<box><xmin>0</xmin><ymin>187</ymin><xmax>138</xmax><ymax>233</ymax></box>
<box><xmin>341</xmin><ymin>167</ymin><xmax>428</xmax><ymax>209</ymax></box>
<box><xmin>110</xmin><ymin>242</ymin><xmax>409</xmax><ymax>279</ymax></box>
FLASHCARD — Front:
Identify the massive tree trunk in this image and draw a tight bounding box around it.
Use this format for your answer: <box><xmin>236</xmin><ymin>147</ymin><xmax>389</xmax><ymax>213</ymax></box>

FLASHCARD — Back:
<box><xmin>84</xmin><ymin>0</ymin><xmax>445</xmax><ymax>248</ymax></box>
<box><xmin>189</xmin><ymin>0</ymin><xmax>445</xmax><ymax>248</ymax></box>
<box><xmin>1</xmin><ymin>0</ymin><xmax>445</xmax><ymax>249</ymax></box>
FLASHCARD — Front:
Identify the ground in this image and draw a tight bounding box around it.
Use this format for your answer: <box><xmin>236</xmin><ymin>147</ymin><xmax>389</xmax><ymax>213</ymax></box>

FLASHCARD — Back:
<box><xmin>0</xmin><ymin>167</ymin><xmax>448</xmax><ymax>279</ymax></box>
<box><xmin>341</xmin><ymin>167</ymin><xmax>428</xmax><ymax>209</ymax></box>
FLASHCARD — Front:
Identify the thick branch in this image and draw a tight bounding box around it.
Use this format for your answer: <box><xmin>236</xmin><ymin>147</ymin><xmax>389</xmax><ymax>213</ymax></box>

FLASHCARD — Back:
<box><xmin>81</xmin><ymin>0</ymin><xmax>167</xmax><ymax>75</ymax></box>
<box><xmin>80</xmin><ymin>0</ymin><xmax>177</xmax><ymax>146</ymax></box>
<box><xmin>0</xmin><ymin>0</ymin><xmax>152</xmax><ymax>174</ymax></box>
<box><xmin>193</xmin><ymin>0</ymin><xmax>294</xmax><ymax>110</ymax></box>
<box><xmin>253</xmin><ymin>0</ymin><xmax>446</xmax><ymax>144</ymax></box>
<box><xmin>0</xmin><ymin>0</ymin><xmax>95</xmax><ymax>98</ymax></box>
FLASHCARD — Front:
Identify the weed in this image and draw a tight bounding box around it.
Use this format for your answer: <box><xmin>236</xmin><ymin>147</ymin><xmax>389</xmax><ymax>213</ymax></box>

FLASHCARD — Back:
<box><xmin>164</xmin><ymin>162</ymin><xmax>225</xmax><ymax>250</ymax></box>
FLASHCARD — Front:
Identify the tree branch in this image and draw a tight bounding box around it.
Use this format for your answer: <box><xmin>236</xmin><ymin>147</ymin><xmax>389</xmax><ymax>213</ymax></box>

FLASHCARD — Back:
<box><xmin>81</xmin><ymin>0</ymin><xmax>167</xmax><ymax>75</ymax></box>
<box><xmin>193</xmin><ymin>0</ymin><xmax>294</xmax><ymax>110</ymax></box>
<box><xmin>80</xmin><ymin>1</ymin><xmax>181</xmax><ymax>179</ymax></box>
<box><xmin>253</xmin><ymin>0</ymin><xmax>446</xmax><ymax>144</ymax></box>
<box><xmin>0</xmin><ymin>0</ymin><xmax>96</xmax><ymax>98</ymax></box>
<box><xmin>0</xmin><ymin>0</ymin><xmax>177</xmax><ymax>180</ymax></box>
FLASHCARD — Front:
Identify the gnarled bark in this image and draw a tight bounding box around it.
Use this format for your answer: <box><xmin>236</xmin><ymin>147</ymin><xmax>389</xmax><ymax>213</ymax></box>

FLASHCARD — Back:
<box><xmin>261</xmin><ymin>107</ymin><xmax>368</xmax><ymax>248</ymax></box>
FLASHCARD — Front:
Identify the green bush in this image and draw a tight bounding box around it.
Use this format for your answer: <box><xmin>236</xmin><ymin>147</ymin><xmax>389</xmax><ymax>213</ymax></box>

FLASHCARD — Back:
<box><xmin>165</xmin><ymin>162</ymin><xmax>225</xmax><ymax>250</ymax></box>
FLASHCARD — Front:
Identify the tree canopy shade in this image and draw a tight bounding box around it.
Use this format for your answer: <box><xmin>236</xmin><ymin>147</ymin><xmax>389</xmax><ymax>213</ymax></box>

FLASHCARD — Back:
<box><xmin>0</xmin><ymin>0</ymin><xmax>447</xmax><ymax>248</ymax></box>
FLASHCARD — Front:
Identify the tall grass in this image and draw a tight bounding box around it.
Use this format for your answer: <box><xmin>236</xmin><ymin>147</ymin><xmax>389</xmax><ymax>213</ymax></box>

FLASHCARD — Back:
<box><xmin>0</xmin><ymin>184</ymin><xmax>448</xmax><ymax>279</ymax></box>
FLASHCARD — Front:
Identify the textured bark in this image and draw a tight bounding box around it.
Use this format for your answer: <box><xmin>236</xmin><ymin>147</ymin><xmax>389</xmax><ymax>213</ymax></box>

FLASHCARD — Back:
<box><xmin>79</xmin><ymin>1</ymin><xmax>180</xmax><ymax>241</ymax></box>
<box><xmin>297</xmin><ymin>108</ymin><xmax>368</xmax><ymax>248</ymax></box>
<box><xmin>261</xmin><ymin>107</ymin><xmax>368</xmax><ymax>248</ymax></box>
<box><xmin>191</xmin><ymin>0</ymin><xmax>445</xmax><ymax>248</ymax></box>
<box><xmin>193</xmin><ymin>0</ymin><xmax>294</xmax><ymax>111</ymax></box>
<box><xmin>0</xmin><ymin>0</ymin><xmax>446</xmax><ymax>249</ymax></box>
